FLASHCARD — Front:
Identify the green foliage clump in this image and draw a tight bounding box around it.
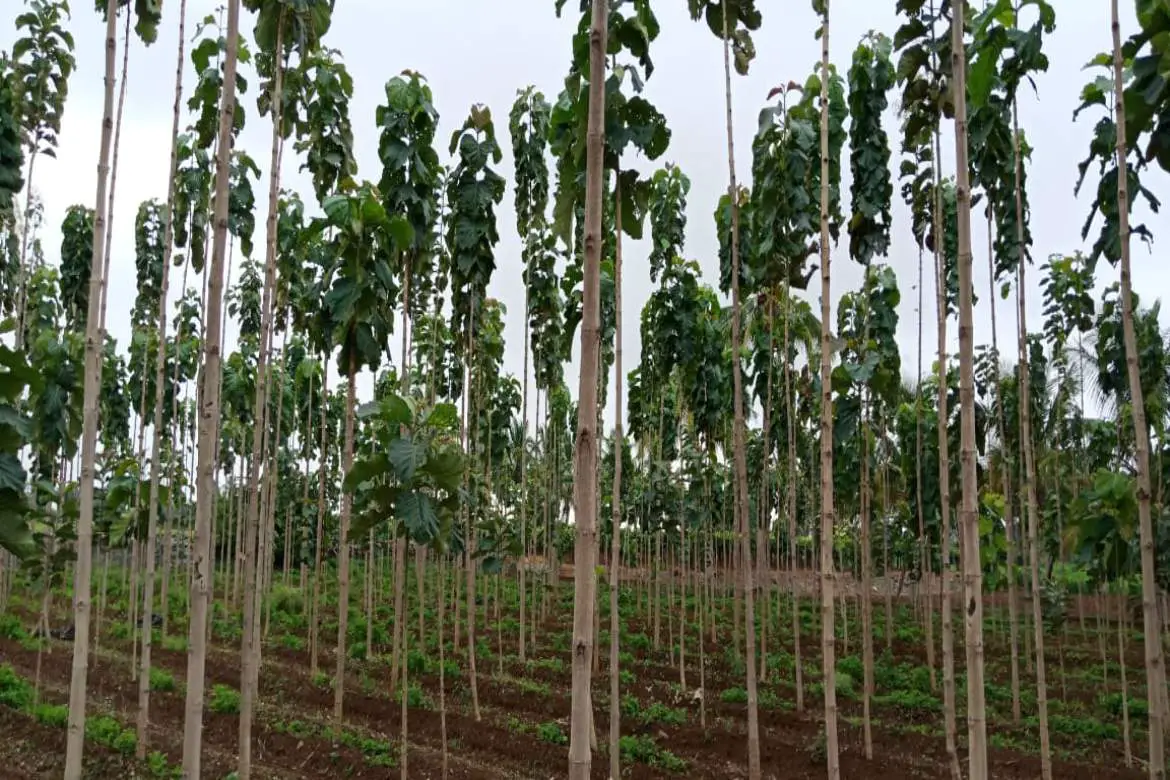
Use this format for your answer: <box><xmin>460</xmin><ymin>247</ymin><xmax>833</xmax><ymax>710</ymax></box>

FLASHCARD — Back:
<box><xmin>720</xmin><ymin>687</ymin><xmax>748</xmax><ymax>704</ymax></box>
<box><xmin>536</xmin><ymin>720</ymin><xmax>567</xmax><ymax>745</ymax></box>
<box><xmin>209</xmin><ymin>684</ymin><xmax>240</xmax><ymax>714</ymax></box>
<box><xmin>31</xmin><ymin>702</ymin><xmax>67</xmax><ymax>727</ymax></box>
<box><xmin>86</xmin><ymin>714</ymin><xmax>136</xmax><ymax>755</ymax></box>
<box><xmin>0</xmin><ymin>613</ymin><xmax>27</xmax><ymax>640</ymax></box>
<box><xmin>149</xmin><ymin>666</ymin><xmax>176</xmax><ymax>692</ymax></box>
<box><xmin>619</xmin><ymin>734</ymin><xmax>687</xmax><ymax>772</ymax></box>
<box><xmin>0</xmin><ymin>663</ymin><xmax>33</xmax><ymax>710</ymax></box>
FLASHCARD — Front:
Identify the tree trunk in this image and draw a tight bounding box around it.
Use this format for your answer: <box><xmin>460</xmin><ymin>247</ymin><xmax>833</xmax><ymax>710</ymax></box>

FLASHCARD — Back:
<box><xmin>64</xmin><ymin>3</ymin><xmax>120</xmax><ymax>776</ymax></box>
<box><xmin>1111</xmin><ymin>3</ymin><xmax>1167</xmax><ymax>772</ymax></box>
<box><xmin>309</xmin><ymin>361</ymin><xmax>329</xmax><ymax>676</ymax></box>
<box><xmin>950</xmin><ymin>6</ymin><xmax>988</xmax><ymax>775</ymax></box>
<box><xmin>987</xmin><ymin>212</ymin><xmax>1021</xmax><ymax>723</ymax></box>
<box><xmin>720</xmin><ymin>8</ymin><xmax>760</xmax><ymax>777</ymax></box>
<box><xmin>567</xmin><ymin>2</ymin><xmax>607</xmax><ymax>776</ymax></box>
<box><xmin>814</xmin><ymin>4</ymin><xmax>839</xmax><ymax>778</ymax></box>
<box><xmin>1013</xmin><ymin>103</ymin><xmax>1053</xmax><ymax>780</ymax></box>
<box><xmin>784</xmin><ymin>288</ymin><xmax>804</xmax><ymax>713</ymax></box>
<box><xmin>933</xmin><ymin>128</ymin><xmax>961</xmax><ymax>780</ymax></box>
<box><xmin>861</xmin><ymin>386</ymin><xmax>874</xmax><ymax>760</ymax></box>
<box><xmin>180</xmin><ymin>0</ymin><xmax>243</xmax><ymax>772</ymax></box>
<box><xmin>138</xmin><ymin>0</ymin><xmax>189</xmax><ymax>754</ymax></box>
<box><xmin>239</xmin><ymin>21</ymin><xmax>285</xmax><ymax>771</ymax></box>
<box><xmin>335</xmin><ymin>347</ymin><xmax>357</xmax><ymax>718</ymax></box>
<box><xmin>608</xmin><ymin>175</ymin><xmax>624</xmax><ymax>780</ymax></box>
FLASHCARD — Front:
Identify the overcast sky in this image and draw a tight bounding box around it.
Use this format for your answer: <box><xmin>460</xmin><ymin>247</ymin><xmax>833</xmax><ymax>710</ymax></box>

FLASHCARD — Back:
<box><xmin>3</xmin><ymin>0</ymin><xmax>1167</xmax><ymax>431</ymax></box>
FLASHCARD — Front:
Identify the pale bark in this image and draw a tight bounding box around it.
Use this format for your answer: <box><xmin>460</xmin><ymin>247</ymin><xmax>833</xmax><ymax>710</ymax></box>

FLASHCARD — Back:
<box><xmin>784</xmin><ymin>289</ymin><xmax>803</xmax><ymax>713</ymax></box>
<box><xmin>1111</xmin><ymin>3</ymin><xmax>1167</xmax><ymax>772</ymax></box>
<box><xmin>138</xmin><ymin>0</ymin><xmax>189</xmax><ymax>754</ymax></box>
<box><xmin>309</xmin><ymin>362</ymin><xmax>329</xmax><ymax>676</ymax></box>
<box><xmin>181</xmin><ymin>0</ymin><xmax>243</xmax><ymax>773</ymax></box>
<box><xmin>608</xmin><ymin>176</ymin><xmax>624</xmax><ymax>780</ymax></box>
<box><xmin>815</xmin><ymin>4</ymin><xmax>840</xmax><ymax>778</ymax></box>
<box><xmin>719</xmin><ymin>6</ymin><xmax>761</xmax><ymax>775</ymax></box>
<box><xmin>1013</xmin><ymin>94</ymin><xmax>1053</xmax><ymax>780</ymax></box>
<box><xmin>567</xmin><ymin>2</ymin><xmax>607</xmax><ymax>776</ymax></box>
<box><xmin>987</xmin><ymin>212</ymin><xmax>1021</xmax><ymax>723</ymax></box>
<box><xmin>335</xmin><ymin>348</ymin><xmax>357</xmax><ymax>718</ymax></box>
<box><xmin>63</xmin><ymin>2</ymin><xmax>120</xmax><ymax>776</ymax></box>
<box><xmin>239</xmin><ymin>22</ymin><xmax>285</xmax><ymax>771</ymax></box>
<box><xmin>950</xmin><ymin>5</ymin><xmax>988</xmax><ymax>775</ymax></box>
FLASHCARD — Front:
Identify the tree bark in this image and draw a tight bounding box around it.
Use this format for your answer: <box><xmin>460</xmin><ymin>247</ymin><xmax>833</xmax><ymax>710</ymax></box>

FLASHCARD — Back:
<box><xmin>138</xmin><ymin>0</ymin><xmax>189</xmax><ymax>754</ymax></box>
<box><xmin>309</xmin><ymin>361</ymin><xmax>329</xmax><ymax>676</ymax></box>
<box><xmin>814</xmin><ymin>4</ymin><xmax>840</xmax><ymax>778</ymax></box>
<box><xmin>180</xmin><ymin>0</ymin><xmax>243</xmax><ymax>773</ymax></box>
<box><xmin>239</xmin><ymin>21</ymin><xmax>285</xmax><ymax>772</ymax></box>
<box><xmin>1013</xmin><ymin>94</ymin><xmax>1053</xmax><ymax>780</ymax></box>
<box><xmin>720</xmin><ymin>7</ymin><xmax>760</xmax><ymax>777</ymax></box>
<box><xmin>335</xmin><ymin>346</ymin><xmax>357</xmax><ymax>718</ymax></box>
<box><xmin>950</xmin><ymin>5</ymin><xmax>989</xmax><ymax>776</ymax></box>
<box><xmin>987</xmin><ymin>211</ymin><xmax>1021</xmax><ymax>723</ymax></box>
<box><xmin>933</xmin><ymin>160</ymin><xmax>962</xmax><ymax>780</ymax></box>
<box><xmin>1111</xmin><ymin>3</ymin><xmax>1167</xmax><ymax>773</ymax></box>
<box><xmin>567</xmin><ymin>2</ymin><xmax>607</xmax><ymax>776</ymax></box>
<box><xmin>64</xmin><ymin>3</ymin><xmax>120</xmax><ymax>776</ymax></box>
<box><xmin>608</xmin><ymin>175</ymin><xmax>624</xmax><ymax>780</ymax></box>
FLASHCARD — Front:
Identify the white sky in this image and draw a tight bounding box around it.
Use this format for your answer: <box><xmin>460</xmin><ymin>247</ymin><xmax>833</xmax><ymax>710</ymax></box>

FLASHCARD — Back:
<box><xmin>2</xmin><ymin>0</ymin><xmax>1167</xmax><ymax>432</ymax></box>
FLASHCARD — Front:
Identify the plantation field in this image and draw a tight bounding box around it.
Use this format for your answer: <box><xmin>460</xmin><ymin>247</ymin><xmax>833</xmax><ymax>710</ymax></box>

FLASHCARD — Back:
<box><xmin>0</xmin><ymin>567</ymin><xmax>1151</xmax><ymax>779</ymax></box>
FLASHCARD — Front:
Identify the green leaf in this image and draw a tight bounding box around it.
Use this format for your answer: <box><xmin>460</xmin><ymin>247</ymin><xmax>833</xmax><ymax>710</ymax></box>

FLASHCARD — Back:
<box><xmin>386</xmin><ymin>214</ymin><xmax>415</xmax><ymax>248</ymax></box>
<box><xmin>0</xmin><ymin>510</ymin><xmax>33</xmax><ymax>560</ymax></box>
<box><xmin>344</xmin><ymin>452</ymin><xmax>390</xmax><ymax>492</ymax></box>
<box><xmin>421</xmin><ymin>448</ymin><xmax>463</xmax><ymax>493</ymax></box>
<box><xmin>0</xmin><ymin>453</ymin><xmax>25</xmax><ymax>494</ymax></box>
<box><xmin>388</xmin><ymin>437</ymin><xmax>427</xmax><ymax>482</ymax></box>
<box><xmin>396</xmin><ymin>491</ymin><xmax>438</xmax><ymax>544</ymax></box>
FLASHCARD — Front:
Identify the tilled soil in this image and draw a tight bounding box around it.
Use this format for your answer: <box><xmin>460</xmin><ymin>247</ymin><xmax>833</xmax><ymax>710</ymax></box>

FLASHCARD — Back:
<box><xmin>0</xmin><ymin>596</ymin><xmax>1151</xmax><ymax>780</ymax></box>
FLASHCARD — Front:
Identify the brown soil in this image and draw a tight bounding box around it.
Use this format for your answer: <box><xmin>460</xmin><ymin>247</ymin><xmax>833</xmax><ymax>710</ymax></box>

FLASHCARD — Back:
<box><xmin>0</xmin><ymin>591</ymin><xmax>1150</xmax><ymax>780</ymax></box>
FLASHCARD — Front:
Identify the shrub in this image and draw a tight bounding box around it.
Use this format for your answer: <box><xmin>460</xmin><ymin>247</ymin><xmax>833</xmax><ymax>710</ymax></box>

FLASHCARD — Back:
<box><xmin>619</xmin><ymin>734</ymin><xmax>687</xmax><ymax>771</ymax></box>
<box><xmin>150</xmin><ymin>667</ymin><xmax>177</xmax><ymax>692</ymax></box>
<box><xmin>32</xmin><ymin>703</ymin><xmax>68</xmax><ymax>727</ymax></box>
<box><xmin>395</xmin><ymin>683</ymin><xmax>432</xmax><ymax>709</ymax></box>
<box><xmin>536</xmin><ymin>721</ymin><xmax>567</xmax><ymax>745</ymax></box>
<box><xmin>0</xmin><ymin>664</ymin><xmax>33</xmax><ymax>710</ymax></box>
<box><xmin>276</xmin><ymin>633</ymin><xmax>305</xmax><ymax>651</ymax></box>
<box><xmin>209</xmin><ymin>684</ymin><xmax>240</xmax><ymax>714</ymax></box>
<box><xmin>720</xmin><ymin>687</ymin><xmax>748</xmax><ymax>704</ymax></box>
<box><xmin>268</xmin><ymin>587</ymin><xmax>304</xmax><ymax>616</ymax></box>
<box><xmin>160</xmin><ymin>634</ymin><xmax>187</xmax><ymax>653</ymax></box>
<box><xmin>0</xmin><ymin>613</ymin><xmax>26</xmax><ymax>640</ymax></box>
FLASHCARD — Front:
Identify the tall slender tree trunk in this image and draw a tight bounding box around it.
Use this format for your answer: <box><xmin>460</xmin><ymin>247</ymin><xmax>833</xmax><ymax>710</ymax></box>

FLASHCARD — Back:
<box><xmin>814</xmin><ymin>4</ymin><xmax>839</xmax><ymax>777</ymax></box>
<box><xmin>932</xmin><ymin>129</ymin><xmax>961</xmax><ymax>780</ymax></box>
<box><xmin>239</xmin><ymin>23</ymin><xmax>285</xmax><ymax>771</ymax></box>
<box><xmin>720</xmin><ymin>8</ymin><xmax>760</xmax><ymax>777</ymax></box>
<box><xmin>1013</xmin><ymin>105</ymin><xmax>1053</xmax><ymax>780</ymax></box>
<box><xmin>335</xmin><ymin>346</ymin><xmax>357</xmax><ymax>718</ymax></box>
<box><xmin>861</xmin><ymin>385</ymin><xmax>874</xmax><ymax>760</ymax></box>
<box><xmin>987</xmin><ymin>213</ymin><xmax>1021</xmax><ymax>723</ymax></box>
<box><xmin>950</xmin><ymin>6</ymin><xmax>989</xmax><ymax>775</ymax></box>
<box><xmin>1111</xmin><ymin>3</ymin><xmax>1167</xmax><ymax>773</ymax></box>
<box><xmin>181</xmin><ymin>0</ymin><xmax>243</xmax><ymax>773</ymax></box>
<box><xmin>567</xmin><ymin>2</ymin><xmax>607</xmax><ymax>776</ymax></box>
<box><xmin>608</xmin><ymin>176</ymin><xmax>625</xmax><ymax>780</ymax></box>
<box><xmin>520</xmin><ymin>252</ymin><xmax>530</xmax><ymax>664</ymax></box>
<box><xmin>64</xmin><ymin>4</ymin><xmax>120</xmax><ymax>777</ymax></box>
<box><xmin>309</xmin><ymin>362</ymin><xmax>329</xmax><ymax>676</ymax></box>
<box><xmin>784</xmin><ymin>288</ymin><xmax>803</xmax><ymax>713</ymax></box>
<box><xmin>138</xmin><ymin>0</ymin><xmax>189</xmax><ymax>754</ymax></box>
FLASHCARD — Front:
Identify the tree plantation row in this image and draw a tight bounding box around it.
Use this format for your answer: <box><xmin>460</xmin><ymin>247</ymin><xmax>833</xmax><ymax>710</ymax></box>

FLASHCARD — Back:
<box><xmin>0</xmin><ymin>0</ymin><xmax>1169</xmax><ymax>779</ymax></box>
